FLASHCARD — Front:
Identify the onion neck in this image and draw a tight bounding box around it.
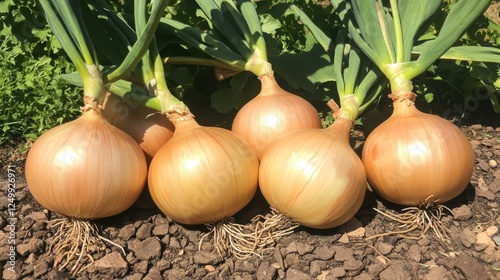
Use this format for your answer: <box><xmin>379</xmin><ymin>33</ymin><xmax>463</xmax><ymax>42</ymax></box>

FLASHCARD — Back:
<box><xmin>166</xmin><ymin>111</ymin><xmax>199</xmax><ymax>133</ymax></box>
<box><xmin>383</xmin><ymin>63</ymin><xmax>413</xmax><ymax>93</ymax></box>
<box><xmin>258</xmin><ymin>73</ymin><xmax>286</xmax><ymax>97</ymax></box>
<box><xmin>338</xmin><ymin>94</ymin><xmax>360</xmax><ymax>122</ymax></box>
<box><xmin>389</xmin><ymin>90</ymin><xmax>421</xmax><ymax>117</ymax></box>
<box><xmin>325</xmin><ymin>117</ymin><xmax>354</xmax><ymax>145</ymax></box>
<box><xmin>82</xmin><ymin>64</ymin><xmax>107</xmax><ymax>107</ymax></box>
<box><xmin>246</xmin><ymin>48</ymin><xmax>272</xmax><ymax>77</ymax></box>
<box><xmin>324</xmin><ymin>99</ymin><xmax>355</xmax><ymax>144</ymax></box>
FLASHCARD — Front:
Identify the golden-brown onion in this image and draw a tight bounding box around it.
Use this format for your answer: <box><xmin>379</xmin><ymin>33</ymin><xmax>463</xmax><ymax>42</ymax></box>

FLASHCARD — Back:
<box><xmin>25</xmin><ymin>108</ymin><xmax>147</xmax><ymax>219</ymax></box>
<box><xmin>148</xmin><ymin>113</ymin><xmax>259</xmax><ymax>225</ymax></box>
<box><xmin>259</xmin><ymin>118</ymin><xmax>366</xmax><ymax>229</ymax></box>
<box><xmin>362</xmin><ymin>91</ymin><xmax>474</xmax><ymax>206</ymax></box>
<box><xmin>103</xmin><ymin>93</ymin><xmax>174</xmax><ymax>163</ymax></box>
<box><xmin>232</xmin><ymin>73</ymin><xmax>321</xmax><ymax>159</ymax></box>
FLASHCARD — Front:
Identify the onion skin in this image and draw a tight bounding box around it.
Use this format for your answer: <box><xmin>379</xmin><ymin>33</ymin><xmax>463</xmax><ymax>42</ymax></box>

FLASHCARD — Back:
<box><xmin>103</xmin><ymin>94</ymin><xmax>175</xmax><ymax>208</ymax></box>
<box><xmin>232</xmin><ymin>73</ymin><xmax>321</xmax><ymax>159</ymax></box>
<box><xmin>25</xmin><ymin>109</ymin><xmax>147</xmax><ymax>219</ymax></box>
<box><xmin>148</xmin><ymin>114</ymin><xmax>259</xmax><ymax>225</ymax></box>
<box><xmin>362</xmin><ymin>92</ymin><xmax>474</xmax><ymax>206</ymax></box>
<box><xmin>103</xmin><ymin>93</ymin><xmax>175</xmax><ymax>163</ymax></box>
<box><xmin>259</xmin><ymin>118</ymin><xmax>367</xmax><ymax>229</ymax></box>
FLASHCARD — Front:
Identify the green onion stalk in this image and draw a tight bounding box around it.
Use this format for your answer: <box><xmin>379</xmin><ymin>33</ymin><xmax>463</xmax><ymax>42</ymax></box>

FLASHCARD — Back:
<box><xmin>159</xmin><ymin>0</ymin><xmax>272</xmax><ymax>78</ymax></box>
<box><xmin>40</xmin><ymin>0</ymin><xmax>168</xmax><ymax>109</ymax></box>
<box><xmin>330</xmin><ymin>28</ymin><xmax>385</xmax><ymax>124</ymax></box>
<box><xmin>332</xmin><ymin>0</ymin><xmax>492</xmax><ymax>101</ymax></box>
<box><xmin>130</xmin><ymin>0</ymin><xmax>190</xmax><ymax>115</ymax></box>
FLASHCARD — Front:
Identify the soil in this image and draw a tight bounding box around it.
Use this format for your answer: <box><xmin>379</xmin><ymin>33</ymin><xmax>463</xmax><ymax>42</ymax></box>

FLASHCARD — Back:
<box><xmin>1</xmin><ymin>95</ymin><xmax>500</xmax><ymax>280</ymax></box>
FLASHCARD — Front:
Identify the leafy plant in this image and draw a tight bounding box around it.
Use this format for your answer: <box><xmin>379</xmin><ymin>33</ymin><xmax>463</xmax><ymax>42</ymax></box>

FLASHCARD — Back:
<box><xmin>0</xmin><ymin>0</ymin><xmax>81</xmax><ymax>146</ymax></box>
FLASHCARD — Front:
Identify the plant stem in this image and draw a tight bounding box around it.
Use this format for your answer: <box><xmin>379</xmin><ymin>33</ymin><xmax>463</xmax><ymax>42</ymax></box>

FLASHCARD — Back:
<box><xmin>40</xmin><ymin>0</ymin><xmax>106</xmax><ymax>102</ymax></box>
<box><xmin>108</xmin><ymin>80</ymin><xmax>162</xmax><ymax>111</ymax></box>
<box><xmin>164</xmin><ymin>57</ymin><xmax>244</xmax><ymax>73</ymax></box>
<box><xmin>383</xmin><ymin>63</ymin><xmax>413</xmax><ymax>92</ymax></box>
<box><xmin>134</xmin><ymin>0</ymin><xmax>158</xmax><ymax>94</ymax></box>
<box><xmin>389</xmin><ymin>0</ymin><xmax>404</xmax><ymax>63</ymax></box>
<box><xmin>39</xmin><ymin>0</ymin><xmax>86</xmax><ymax>76</ymax></box>
<box><xmin>104</xmin><ymin>0</ymin><xmax>169</xmax><ymax>84</ymax></box>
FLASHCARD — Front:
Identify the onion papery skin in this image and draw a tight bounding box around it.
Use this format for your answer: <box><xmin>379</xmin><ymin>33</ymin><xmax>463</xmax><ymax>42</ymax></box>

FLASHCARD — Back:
<box><xmin>25</xmin><ymin>109</ymin><xmax>147</xmax><ymax>219</ymax></box>
<box><xmin>148</xmin><ymin>114</ymin><xmax>260</xmax><ymax>225</ymax></box>
<box><xmin>362</xmin><ymin>94</ymin><xmax>475</xmax><ymax>206</ymax></box>
<box><xmin>232</xmin><ymin>73</ymin><xmax>322</xmax><ymax>159</ymax></box>
<box><xmin>103</xmin><ymin>94</ymin><xmax>175</xmax><ymax>208</ymax></box>
<box><xmin>259</xmin><ymin>118</ymin><xmax>367</xmax><ymax>229</ymax></box>
<box><xmin>103</xmin><ymin>94</ymin><xmax>175</xmax><ymax>163</ymax></box>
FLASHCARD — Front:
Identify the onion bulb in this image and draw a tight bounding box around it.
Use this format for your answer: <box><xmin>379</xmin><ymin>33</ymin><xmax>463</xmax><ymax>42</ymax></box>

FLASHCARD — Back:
<box><xmin>362</xmin><ymin>91</ymin><xmax>474</xmax><ymax>206</ymax></box>
<box><xmin>259</xmin><ymin>113</ymin><xmax>366</xmax><ymax>229</ymax></box>
<box><xmin>148</xmin><ymin>113</ymin><xmax>259</xmax><ymax>225</ymax></box>
<box><xmin>25</xmin><ymin>105</ymin><xmax>147</xmax><ymax>219</ymax></box>
<box><xmin>103</xmin><ymin>93</ymin><xmax>174</xmax><ymax>163</ymax></box>
<box><xmin>103</xmin><ymin>93</ymin><xmax>175</xmax><ymax>208</ymax></box>
<box><xmin>232</xmin><ymin>73</ymin><xmax>322</xmax><ymax>159</ymax></box>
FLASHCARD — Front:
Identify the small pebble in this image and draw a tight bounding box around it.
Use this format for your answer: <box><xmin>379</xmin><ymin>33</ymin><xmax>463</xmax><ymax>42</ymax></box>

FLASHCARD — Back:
<box><xmin>205</xmin><ymin>265</ymin><xmax>216</xmax><ymax>272</ymax></box>
<box><xmin>338</xmin><ymin>233</ymin><xmax>350</xmax><ymax>244</ymax></box>
<box><xmin>486</xmin><ymin>226</ymin><xmax>498</xmax><ymax>237</ymax></box>
<box><xmin>493</xmin><ymin>236</ymin><xmax>500</xmax><ymax>246</ymax></box>
<box><xmin>470</xmin><ymin>124</ymin><xmax>483</xmax><ymax>130</ymax></box>
<box><xmin>489</xmin><ymin>160</ymin><xmax>497</xmax><ymax>168</ymax></box>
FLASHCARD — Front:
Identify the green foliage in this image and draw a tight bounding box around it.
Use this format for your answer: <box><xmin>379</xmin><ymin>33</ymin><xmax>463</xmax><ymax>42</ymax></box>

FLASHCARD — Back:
<box><xmin>0</xmin><ymin>0</ymin><xmax>81</xmax><ymax>146</ymax></box>
<box><xmin>410</xmin><ymin>3</ymin><xmax>500</xmax><ymax>115</ymax></box>
<box><xmin>2</xmin><ymin>0</ymin><xmax>499</xmax><ymax>149</ymax></box>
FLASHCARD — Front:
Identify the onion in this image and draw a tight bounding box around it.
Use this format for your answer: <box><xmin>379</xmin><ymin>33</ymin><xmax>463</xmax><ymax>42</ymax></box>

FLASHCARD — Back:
<box><xmin>258</xmin><ymin>110</ymin><xmax>366</xmax><ymax>229</ymax></box>
<box><xmin>103</xmin><ymin>93</ymin><xmax>174</xmax><ymax>163</ymax></box>
<box><xmin>148</xmin><ymin>113</ymin><xmax>259</xmax><ymax>225</ymax></box>
<box><xmin>232</xmin><ymin>73</ymin><xmax>322</xmax><ymax>159</ymax></box>
<box><xmin>362</xmin><ymin>91</ymin><xmax>474</xmax><ymax>206</ymax></box>
<box><xmin>147</xmin><ymin>112</ymin><xmax>261</xmax><ymax>257</ymax></box>
<box><xmin>103</xmin><ymin>93</ymin><xmax>175</xmax><ymax>208</ymax></box>
<box><xmin>25</xmin><ymin>105</ymin><xmax>147</xmax><ymax>219</ymax></box>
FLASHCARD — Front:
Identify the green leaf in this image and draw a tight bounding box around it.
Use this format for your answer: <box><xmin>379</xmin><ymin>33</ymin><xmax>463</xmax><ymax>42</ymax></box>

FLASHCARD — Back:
<box><xmin>424</xmin><ymin>92</ymin><xmax>434</xmax><ymax>103</ymax></box>
<box><xmin>331</xmin><ymin>0</ymin><xmax>388</xmax><ymax>67</ymax></box>
<box><xmin>0</xmin><ymin>0</ymin><xmax>14</xmax><ymax>14</ymax></box>
<box><xmin>408</xmin><ymin>0</ymin><xmax>491</xmax><ymax>79</ymax></box>
<box><xmin>351</xmin><ymin>0</ymin><xmax>394</xmax><ymax>64</ymax></box>
<box><xmin>289</xmin><ymin>4</ymin><xmax>331</xmax><ymax>52</ymax></box>
<box><xmin>195</xmin><ymin>0</ymin><xmax>251</xmax><ymax>57</ymax></box>
<box><xmin>413</xmin><ymin>44</ymin><xmax>500</xmax><ymax>64</ymax></box>
<box><xmin>398</xmin><ymin>0</ymin><xmax>441</xmax><ymax>61</ymax></box>
<box><xmin>260</xmin><ymin>14</ymin><xmax>281</xmax><ymax>34</ymax></box>
<box><xmin>270</xmin><ymin>43</ymin><xmax>334</xmax><ymax>93</ymax></box>
<box><xmin>210</xmin><ymin>72</ymin><xmax>256</xmax><ymax>113</ymax></box>
<box><xmin>236</xmin><ymin>0</ymin><xmax>264</xmax><ymax>49</ymax></box>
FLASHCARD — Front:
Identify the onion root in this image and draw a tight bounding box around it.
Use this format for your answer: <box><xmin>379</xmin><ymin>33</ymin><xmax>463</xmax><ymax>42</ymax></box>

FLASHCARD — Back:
<box><xmin>367</xmin><ymin>197</ymin><xmax>452</xmax><ymax>240</ymax></box>
<box><xmin>48</xmin><ymin>218</ymin><xmax>125</xmax><ymax>275</ymax></box>
<box><xmin>198</xmin><ymin>209</ymin><xmax>301</xmax><ymax>260</ymax></box>
<box><xmin>199</xmin><ymin>218</ymin><xmax>262</xmax><ymax>259</ymax></box>
<box><xmin>251</xmin><ymin>208</ymin><xmax>300</xmax><ymax>249</ymax></box>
